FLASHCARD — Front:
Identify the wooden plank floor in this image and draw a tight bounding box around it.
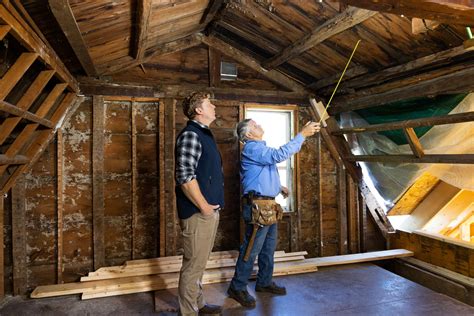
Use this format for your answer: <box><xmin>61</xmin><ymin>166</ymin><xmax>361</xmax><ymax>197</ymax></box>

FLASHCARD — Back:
<box><xmin>1</xmin><ymin>263</ymin><xmax>472</xmax><ymax>315</ymax></box>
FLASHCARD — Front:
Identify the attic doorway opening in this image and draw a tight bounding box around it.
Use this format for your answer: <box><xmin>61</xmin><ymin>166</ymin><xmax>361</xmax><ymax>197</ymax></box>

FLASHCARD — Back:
<box><xmin>244</xmin><ymin>105</ymin><xmax>297</xmax><ymax>212</ymax></box>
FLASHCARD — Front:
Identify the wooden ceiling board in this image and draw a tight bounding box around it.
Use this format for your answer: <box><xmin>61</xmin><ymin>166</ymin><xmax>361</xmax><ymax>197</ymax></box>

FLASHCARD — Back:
<box><xmin>149</xmin><ymin>0</ymin><xmax>208</xmax><ymax>27</ymax></box>
<box><xmin>147</xmin><ymin>11</ymin><xmax>203</xmax><ymax>44</ymax></box>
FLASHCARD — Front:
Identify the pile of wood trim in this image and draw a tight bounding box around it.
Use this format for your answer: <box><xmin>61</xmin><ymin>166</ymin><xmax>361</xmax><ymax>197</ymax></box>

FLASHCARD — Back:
<box><xmin>31</xmin><ymin>249</ymin><xmax>413</xmax><ymax>300</ymax></box>
<box><xmin>31</xmin><ymin>250</ymin><xmax>315</xmax><ymax>300</ymax></box>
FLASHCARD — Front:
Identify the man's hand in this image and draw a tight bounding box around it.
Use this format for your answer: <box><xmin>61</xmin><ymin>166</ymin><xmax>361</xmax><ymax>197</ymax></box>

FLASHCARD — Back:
<box><xmin>280</xmin><ymin>186</ymin><xmax>289</xmax><ymax>199</ymax></box>
<box><xmin>200</xmin><ymin>203</ymin><xmax>220</xmax><ymax>216</ymax></box>
<box><xmin>300</xmin><ymin>121</ymin><xmax>321</xmax><ymax>137</ymax></box>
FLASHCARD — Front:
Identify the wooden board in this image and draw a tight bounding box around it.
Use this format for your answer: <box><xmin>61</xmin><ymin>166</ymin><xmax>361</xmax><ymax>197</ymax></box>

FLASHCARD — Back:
<box><xmin>305</xmin><ymin>249</ymin><xmax>413</xmax><ymax>266</ymax></box>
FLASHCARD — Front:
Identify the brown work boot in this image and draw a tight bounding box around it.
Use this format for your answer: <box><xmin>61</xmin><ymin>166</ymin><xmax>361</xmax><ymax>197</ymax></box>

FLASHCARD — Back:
<box><xmin>198</xmin><ymin>304</ymin><xmax>222</xmax><ymax>315</ymax></box>
<box><xmin>227</xmin><ymin>287</ymin><xmax>256</xmax><ymax>308</ymax></box>
<box><xmin>255</xmin><ymin>282</ymin><xmax>287</xmax><ymax>295</ymax></box>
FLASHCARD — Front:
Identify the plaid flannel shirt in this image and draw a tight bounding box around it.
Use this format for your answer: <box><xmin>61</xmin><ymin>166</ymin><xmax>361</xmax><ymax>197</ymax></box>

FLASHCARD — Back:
<box><xmin>175</xmin><ymin>120</ymin><xmax>208</xmax><ymax>185</ymax></box>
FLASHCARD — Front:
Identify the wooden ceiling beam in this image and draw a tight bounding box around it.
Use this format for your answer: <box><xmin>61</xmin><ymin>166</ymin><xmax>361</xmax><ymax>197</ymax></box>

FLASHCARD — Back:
<box><xmin>200</xmin><ymin>0</ymin><xmax>224</xmax><ymax>26</ymax></box>
<box><xmin>102</xmin><ymin>33</ymin><xmax>203</xmax><ymax>75</ymax></box>
<box><xmin>341</xmin><ymin>0</ymin><xmax>474</xmax><ymax>26</ymax></box>
<box><xmin>133</xmin><ymin>0</ymin><xmax>153</xmax><ymax>60</ymax></box>
<box><xmin>0</xmin><ymin>52</ymin><xmax>37</xmax><ymax>101</ymax></box>
<box><xmin>330</xmin><ymin>65</ymin><xmax>474</xmax><ymax>113</ymax></box>
<box><xmin>346</xmin><ymin>154</ymin><xmax>474</xmax><ymax>164</ymax></box>
<box><xmin>0</xmin><ymin>101</ymin><xmax>54</xmax><ymax>128</ymax></box>
<box><xmin>201</xmin><ymin>35</ymin><xmax>307</xmax><ymax>93</ymax></box>
<box><xmin>333</xmin><ymin>111</ymin><xmax>474</xmax><ymax>135</ymax></box>
<box><xmin>48</xmin><ymin>0</ymin><xmax>98</xmax><ymax>76</ymax></box>
<box><xmin>0</xmin><ymin>24</ymin><xmax>10</xmax><ymax>40</ymax></box>
<box><xmin>262</xmin><ymin>7</ymin><xmax>377</xmax><ymax>70</ymax></box>
<box><xmin>403</xmin><ymin>128</ymin><xmax>425</xmax><ymax>158</ymax></box>
<box><xmin>0</xmin><ymin>155</ymin><xmax>28</xmax><ymax>165</ymax></box>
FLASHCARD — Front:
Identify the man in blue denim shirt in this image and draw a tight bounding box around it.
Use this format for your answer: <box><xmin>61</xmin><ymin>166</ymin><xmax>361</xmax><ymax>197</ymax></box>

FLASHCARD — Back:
<box><xmin>227</xmin><ymin>118</ymin><xmax>320</xmax><ymax>308</ymax></box>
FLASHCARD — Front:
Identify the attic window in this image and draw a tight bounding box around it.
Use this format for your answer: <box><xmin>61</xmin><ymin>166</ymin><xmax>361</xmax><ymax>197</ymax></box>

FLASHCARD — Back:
<box><xmin>220</xmin><ymin>61</ymin><xmax>237</xmax><ymax>80</ymax></box>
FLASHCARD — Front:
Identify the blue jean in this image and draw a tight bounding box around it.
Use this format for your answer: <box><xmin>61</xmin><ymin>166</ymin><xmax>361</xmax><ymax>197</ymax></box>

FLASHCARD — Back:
<box><xmin>229</xmin><ymin>204</ymin><xmax>278</xmax><ymax>291</ymax></box>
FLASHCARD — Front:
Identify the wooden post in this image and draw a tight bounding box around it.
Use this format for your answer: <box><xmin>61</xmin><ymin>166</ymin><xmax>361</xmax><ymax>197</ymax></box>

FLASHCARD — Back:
<box><xmin>158</xmin><ymin>101</ymin><xmax>165</xmax><ymax>257</ymax></box>
<box><xmin>316</xmin><ymin>133</ymin><xmax>323</xmax><ymax>257</ymax></box>
<box><xmin>92</xmin><ymin>95</ymin><xmax>105</xmax><ymax>269</ymax></box>
<box><xmin>164</xmin><ymin>98</ymin><xmax>176</xmax><ymax>256</ymax></box>
<box><xmin>208</xmin><ymin>48</ymin><xmax>220</xmax><ymax>87</ymax></box>
<box><xmin>57</xmin><ymin>129</ymin><xmax>64</xmax><ymax>283</ymax></box>
<box><xmin>12</xmin><ymin>176</ymin><xmax>26</xmax><ymax>295</ymax></box>
<box><xmin>338</xmin><ymin>166</ymin><xmax>348</xmax><ymax>255</ymax></box>
<box><xmin>131</xmin><ymin>101</ymin><xmax>138</xmax><ymax>259</ymax></box>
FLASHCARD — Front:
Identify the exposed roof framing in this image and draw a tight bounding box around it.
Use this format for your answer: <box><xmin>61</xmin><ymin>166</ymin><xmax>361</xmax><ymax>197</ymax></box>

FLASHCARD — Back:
<box><xmin>342</xmin><ymin>0</ymin><xmax>474</xmax><ymax>26</ymax></box>
<box><xmin>262</xmin><ymin>7</ymin><xmax>377</xmax><ymax>69</ymax></box>
<box><xmin>201</xmin><ymin>35</ymin><xmax>307</xmax><ymax>93</ymax></box>
<box><xmin>200</xmin><ymin>0</ymin><xmax>224</xmax><ymax>26</ymax></box>
<box><xmin>102</xmin><ymin>33</ymin><xmax>204</xmax><ymax>75</ymax></box>
<box><xmin>133</xmin><ymin>0</ymin><xmax>153</xmax><ymax>60</ymax></box>
<box><xmin>48</xmin><ymin>0</ymin><xmax>98</xmax><ymax>76</ymax></box>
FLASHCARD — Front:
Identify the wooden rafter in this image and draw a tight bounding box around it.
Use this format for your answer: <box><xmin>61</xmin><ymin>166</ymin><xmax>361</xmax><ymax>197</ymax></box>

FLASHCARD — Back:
<box><xmin>133</xmin><ymin>0</ymin><xmax>153</xmax><ymax>60</ymax></box>
<box><xmin>202</xmin><ymin>35</ymin><xmax>306</xmax><ymax>93</ymax></box>
<box><xmin>0</xmin><ymin>93</ymin><xmax>78</xmax><ymax>194</ymax></box>
<box><xmin>0</xmin><ymin>52</ymin><xmax>37</xmax><ymax>100</ymax></box>
<box><xmin>200</xmin><ymin>0</ymin><xmax>224</xmax><ymax>26</ymax></box>
<box><xmin>102</xmin><ymin>33</ymin><xmax>203</xmax><ymax>75</ymax></box>
<box><xmin>346</xmin><ymin>154</ymin><xmax>474</xmax><ymax>164</ymax></box>
<box><xmin>0</xmin><ymin>101</ymin><xmax>54</xmax><ymax>128</ymax></box>
<box><xmin>333</xmin><ymin>111</ymin><xmax>474</xmax><ymax>135</ymax></box>
<box><xmin>0</xmin><ymin>70</ymin><xmax>55</xmax><ymax>146</ymax></box>
<box><xmin>341</xmin><ymin>0</ymin><xmax>474</xmax><ymax>26</ymax></box>
<box><xmin>330</xmin><ymin>65</ymin><xmax>474</xmax><ymax>113</ymax></box>
<box><xmin>48</xmin><ymin>0</ymin><xmax>98</xmax><ymax>76</ymax></box>
<box><xmin>0</xmin><ymin>155</ymin><xmax>28</xmax><ymax>165</ymax></box>
<box><xmin>0</xmin><ymin>24</ymin><xmax>10</xmax><ymax>39</ymax></box>
<box><xmin>262</xmin><ymin>7</ymin><xmax>377</xmax><ymax>70</ymax></box>
<box><xmin>403</xmin><ymin>128</ymin><xmax>425</xmax><ymax>158</ymax></box>
<box><xmin>0</xmin><ymin>3</ymin><xmax>78</xmax><ymax>91</ymax></box>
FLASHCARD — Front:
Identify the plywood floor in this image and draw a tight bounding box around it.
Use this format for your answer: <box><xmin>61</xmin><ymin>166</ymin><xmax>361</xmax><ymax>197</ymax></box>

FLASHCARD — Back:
<box><xmin>1</xmin><ymin>263</ymin><xmax>472</xmax><ymax>315</ymax></box>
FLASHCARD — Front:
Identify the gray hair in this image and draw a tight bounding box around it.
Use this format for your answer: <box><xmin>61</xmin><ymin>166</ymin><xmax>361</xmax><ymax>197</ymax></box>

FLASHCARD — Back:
<box><xmin>236</xmin><ymin>119</ymin><xmax>252</xmax><ymax>143</ymax></box>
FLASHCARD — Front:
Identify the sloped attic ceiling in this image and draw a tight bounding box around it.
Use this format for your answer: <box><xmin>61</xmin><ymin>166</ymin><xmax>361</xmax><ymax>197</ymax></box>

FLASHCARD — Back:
<box><xmin>19</xmin><ymin>1</ymin><xmax>474</xmax><ymax>109</ymax></box>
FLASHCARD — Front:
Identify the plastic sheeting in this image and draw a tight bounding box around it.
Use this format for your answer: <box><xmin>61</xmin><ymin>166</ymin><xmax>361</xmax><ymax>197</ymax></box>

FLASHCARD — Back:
<box><xmin>340</xmin><ymin>93</ymin><xmax>474</xmax><ymax>208</ymax></box>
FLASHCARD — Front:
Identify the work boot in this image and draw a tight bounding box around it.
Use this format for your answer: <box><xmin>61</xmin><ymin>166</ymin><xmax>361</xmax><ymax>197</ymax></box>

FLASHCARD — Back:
<box><xmin>227</xmin><ymin>287</ymin><xmax>256</xmax><ymax>308</ymax></box>
<box><xmin>255</xmin><ymin>282</ymin><xmax>287</xmax><ymax>295</ymax></box>
<box><xmin>198</xmin><ymin>304</ymin><xmax>222</xmax><ymax>315</ymax></box>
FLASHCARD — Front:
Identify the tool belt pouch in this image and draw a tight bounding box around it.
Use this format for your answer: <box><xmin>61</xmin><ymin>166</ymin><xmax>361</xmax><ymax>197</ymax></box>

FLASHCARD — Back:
<box><xmin>251</xmin><ymin>200</ymin><xmax>283</xmax><ymax>226</ymax></box>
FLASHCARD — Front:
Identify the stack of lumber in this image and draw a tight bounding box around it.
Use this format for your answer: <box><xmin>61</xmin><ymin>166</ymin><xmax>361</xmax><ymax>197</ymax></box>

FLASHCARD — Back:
<box><xmin>31</xmin><ymin>250</ymin><xmax>315</xmax><ymax>300</ymax></box>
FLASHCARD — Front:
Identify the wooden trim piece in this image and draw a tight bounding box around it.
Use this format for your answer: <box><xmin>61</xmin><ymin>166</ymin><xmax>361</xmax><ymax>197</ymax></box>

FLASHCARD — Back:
<box><xmin>0</xmin><ymin>100</ymin><xmax>54</xmax><ymax>128</ymax></box>
<box><xmin>0</xmin><ymin>52</ymin><xmax>37</xmax><ymax>100</ymax></box>
<box><xmin>404</xmin><ymin>128</ymin><xmax>425</xmax><ymax>158</ymax></box>
<box><xmin>0</xmin><ymin>24</ymin><xmax>10</xmax><ymax>40</ymax></box>
<box><xmin>414</xmin><ymin>230</ymin><xmax>474</xmax><ymax>250</ymax></box>
<box><xmin>92</xmin><ymin>95</ymin><xmax>105</xmax><ymax>269</ymax></box>
<box><xmin>262</xmin><ymin>7</ymin><xmax>377</xmax><ymax>69</ymax></box>
<box><xmin>133</xmin><ymin>0</ymin><xmax>153</xmax><ymax>60</ymax></box>
<box><xmin>158</xmin><ymin>100</ymin><xmax>165</xmax><ymax>257</ymax></box>
<box><xmin>315</xmin><ymin>133</ymin><xmax>323</xmax><ymax>256</ymax></box>
<box><xmin>0</xmin><ymin>4</ymin><xmax>79</xmax><ymax>91</ymax></box>
<box><xmin>12</xmin><ymin>176</ymin><xmax>26</xmax><ymax>295</ymax></box>
<box><xmin>202</xmin><ymin>35</ymin><xmax>306</xmax><ymax>93</ymax></box>
<box><xmin>338</xmin><ymin>166</ymin><xmax>348</xmax><ymax>255</ymax></box>
<box><xmin>102</xmin><ymin>34</ymin><xmax>203</xmax><ymax>75</ymax></box>
<box><xmin>358</xmin><ymin>193</ymin><xmax>367</xmax><ymax>252</ymax></box>
<box><xmin>346</xmin><ymin>154</ymin><xmax>474</xmax><ymax>164</ymax></box>
<box><xmin>0</xmin><ymin>70</ymin><xmax>55</xmax><ymax>145</ymax></box>
<box><xmin>305</xmin><ymin>249</ymin><xmax>413</xmax><ymax>266</ymax></box>
<box><xmin>57</xmin><ymin>129</ymin><xmax>64</xmax><ymax>284</ymax></box>
<box><xmin>48</xmin><ymin>0</ymin><xmax>98</xmax><ymax>76</ymax></box>
<box><xmin>342</xmin><ymin>0</ymin><xmax>474</xmax><ymax>26</ymax></box>
<box><xmin>0</xmin><ymin>195</ymin><xmax>3</xmax><ymax>297</ymax></box>
<box><xmin>333</xmin><ymin>111</ymin><xmax>474</xmax><ymax>135</ymax></box>
<box><xmin>0</xmin><ymin>154</ymin><xmax>28</xmax><ymax>165</ymax></box>
<box><xmin>347</xmin><ymin>175</ymin><xmax>359</xmax><ymax>253</ymax></box>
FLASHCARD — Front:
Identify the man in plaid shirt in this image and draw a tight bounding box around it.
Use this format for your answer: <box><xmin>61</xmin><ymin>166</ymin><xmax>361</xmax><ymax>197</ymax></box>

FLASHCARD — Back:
<box><xmin>175</xmin><ymin>91</ymin><xmax>224</xmax><ymax>316</ymax></box>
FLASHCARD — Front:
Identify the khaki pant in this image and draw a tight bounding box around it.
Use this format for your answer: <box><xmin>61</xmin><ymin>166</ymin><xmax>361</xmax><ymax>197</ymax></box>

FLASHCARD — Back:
<box><xmin>178</xmin><ymin>211</ymin><xmax>219</xmax><ymax>316</ymax></box>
